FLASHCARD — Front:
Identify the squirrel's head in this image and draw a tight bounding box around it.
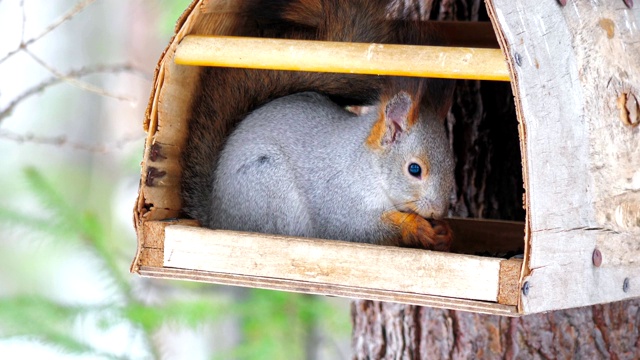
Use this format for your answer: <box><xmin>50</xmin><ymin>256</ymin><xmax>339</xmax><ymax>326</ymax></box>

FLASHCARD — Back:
<box><xmin>365</xmin><ymin>90</ymin><xmax>454</xmax><ymax>219</ymax></box>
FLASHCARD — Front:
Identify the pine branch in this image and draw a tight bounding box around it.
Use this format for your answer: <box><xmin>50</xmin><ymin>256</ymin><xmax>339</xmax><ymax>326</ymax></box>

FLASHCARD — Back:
<box><xmin>124</xmin><ymin>299</ymin><xmax>228</xmax><ymax>333</ymax></box>
<box><xmin>79</xmin><ymin>212</ymin><xmax>133</xmax><ymax>296</ymax></box>
<box><xmin>0</xmin><ymin>296</ymin><xmax>125</xmax><ymax>359</ymax></box>
<box><xmin>0</xmin><ymin>169</ymin><xmax>133</xmax><ymax>295</ymax></box>
<box><xmin>0</xmin><ymin>207</ymin><xmax>73</xmax><ymax>240</ymax></box>
<box><xmin>21</xmin><ymin>167</ymin><xmax>88</xmax><ymax>236</ymax></box>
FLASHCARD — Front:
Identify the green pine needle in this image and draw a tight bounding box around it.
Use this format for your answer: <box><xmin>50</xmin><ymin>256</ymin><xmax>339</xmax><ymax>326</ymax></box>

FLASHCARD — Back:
<box><xmin>0</xmin><ymin>296</ymin><xmax>123</xmax><ymax>359</ymax></box>
<box><xmin>124</xmin><ymin>299</ymin><xmax>227</xmax><ymax>333</ymax></box>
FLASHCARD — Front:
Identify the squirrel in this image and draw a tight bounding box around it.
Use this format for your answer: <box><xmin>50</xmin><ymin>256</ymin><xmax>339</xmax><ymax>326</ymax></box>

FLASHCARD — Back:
<box><xmin>212</xmin><ymin>78</ymin><xmax>455</xmax><ymax>249</ymax></box>
<box><xmin>181</xmin><ymin>0</ymin><xmax>456</xmax><ymax>249</ymax></box>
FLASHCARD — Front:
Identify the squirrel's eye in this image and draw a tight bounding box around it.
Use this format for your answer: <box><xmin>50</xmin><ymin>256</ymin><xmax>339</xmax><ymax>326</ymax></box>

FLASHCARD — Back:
<box><xmin>408</xmin><ymin>162</ymin><xmax>422</xmax><ymax>178</ymax></box>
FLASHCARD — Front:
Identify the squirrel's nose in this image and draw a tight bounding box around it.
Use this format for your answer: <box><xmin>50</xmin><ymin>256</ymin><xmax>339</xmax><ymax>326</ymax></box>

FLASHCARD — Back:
<box><xmin>421</xmin><ymin>202</ymin><xmax>448</xmax><ymax>219</ymax></box>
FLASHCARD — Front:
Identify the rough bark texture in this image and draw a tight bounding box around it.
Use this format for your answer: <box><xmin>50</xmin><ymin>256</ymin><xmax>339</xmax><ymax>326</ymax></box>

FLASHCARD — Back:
<box><xmin>351</xmin><ymin>1</ymin><xmax>640</xmax><ymax>359</ymax></box>
<box><xmin>352</xmin><ymin>301</ymin><xmax>640</xmax><ymax>359</ymax></box>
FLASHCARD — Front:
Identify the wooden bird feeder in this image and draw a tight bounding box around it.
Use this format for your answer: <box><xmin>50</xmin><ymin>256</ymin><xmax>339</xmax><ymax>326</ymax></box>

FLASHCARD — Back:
<box><xmin>131</xmin><ymin>0</ymin><xmax>640</xmax><ymax>316</ymax></box>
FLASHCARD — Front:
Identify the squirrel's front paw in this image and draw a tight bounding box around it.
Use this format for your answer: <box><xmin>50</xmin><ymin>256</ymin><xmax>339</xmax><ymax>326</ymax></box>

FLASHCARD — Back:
<box><xmin>402</xmin><ymin>217</ymin><xmax>452</xmax><ymax>251</ymax></box>
<box><xmin>384</xmin><ymin>212</ymin><xmax>453</xmax><ymax>251</ymax></box>
<box><xmin>423</xmin><ymin>219</ymin><xmax>453</xmax><ymax>251</ymax></box>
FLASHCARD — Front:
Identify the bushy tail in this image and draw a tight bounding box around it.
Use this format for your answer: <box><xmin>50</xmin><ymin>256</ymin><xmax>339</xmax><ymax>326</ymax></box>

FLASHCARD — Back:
<box><xmin>181</xmin><ymin>0</ymin><xmax>453</xmax><ymax>225</ymax></box>
<box><xmin>240</xmin><ymin>0</ymin><xmax>392</xmax><ymax>41</ymax></box>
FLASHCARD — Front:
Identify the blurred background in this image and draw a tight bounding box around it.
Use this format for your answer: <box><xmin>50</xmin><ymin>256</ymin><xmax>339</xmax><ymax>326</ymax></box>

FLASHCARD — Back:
<box><xmin>0</xmin><ymin>1</ymin><xmax>351</xmax><ymax>358</ymax></box>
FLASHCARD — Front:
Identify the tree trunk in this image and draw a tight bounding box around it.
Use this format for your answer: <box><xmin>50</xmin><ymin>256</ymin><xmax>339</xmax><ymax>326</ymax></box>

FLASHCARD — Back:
<box><xmin>351</xmin><ymin>301</ymin><xmax>640</xmax><ymax>359</ymax></box>
<box><xmin>351</xmin><ymin>1</ymin><xmax>640</xmax><ymax>358</ymax></box>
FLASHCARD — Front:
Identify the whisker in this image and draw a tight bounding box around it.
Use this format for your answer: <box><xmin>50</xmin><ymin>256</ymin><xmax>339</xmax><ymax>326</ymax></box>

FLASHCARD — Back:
<box><xmin>392</xmin><ymin>199</ymin><xmax>420</xmax><ymax>208</ymax></box>
<box><xmin>381</xmin><ymin>203</ymin><xmax>411</xmax><ymax>227</ymax></box>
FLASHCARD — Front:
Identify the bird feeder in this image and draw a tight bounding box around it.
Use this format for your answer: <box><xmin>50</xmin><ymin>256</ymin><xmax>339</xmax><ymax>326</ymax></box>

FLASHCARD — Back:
<box><xmin>130</xmin><ymin>0</ymin><xmax>640</xmax><ymax>316</ymax></box>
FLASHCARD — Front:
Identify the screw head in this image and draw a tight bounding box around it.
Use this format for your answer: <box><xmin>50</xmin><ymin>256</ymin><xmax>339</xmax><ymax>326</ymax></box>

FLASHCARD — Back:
<box><xmin>623</xmin><ymin>278</ymin><xmax>630</xmax><ymax>293</ymax></box>
<box><xmin>514</xmin><ymin>52</ymin><xmax>523</xmax><ymax>67</ymax></box>
<box><xmin>592</xmin><ymin>249</ymin><xmax>602</xmax><ymax>267</ymax></box>
<box><xmin>522</xmin><ymin>281</ymin><xmax>530</xmax><ymax>296</ymax></box>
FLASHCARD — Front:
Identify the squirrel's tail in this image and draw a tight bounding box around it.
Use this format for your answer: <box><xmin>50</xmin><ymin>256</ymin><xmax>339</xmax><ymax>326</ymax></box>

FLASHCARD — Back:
<box><xmin>181</xmin><ymin>0</ymin><xmax>447</xmax><ymax>225</ymax></box>
<box><xmin>240</xmin><ymin>0</ymin><xmax>393</xmax><ymax>42</ymax></box>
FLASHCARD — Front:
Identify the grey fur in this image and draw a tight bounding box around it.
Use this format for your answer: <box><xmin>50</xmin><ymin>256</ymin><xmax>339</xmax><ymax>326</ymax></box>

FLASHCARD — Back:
<box><xmin>210</xmin><ymin>92</ymin><xmax>454</xmax><ymax>244</ymax></box>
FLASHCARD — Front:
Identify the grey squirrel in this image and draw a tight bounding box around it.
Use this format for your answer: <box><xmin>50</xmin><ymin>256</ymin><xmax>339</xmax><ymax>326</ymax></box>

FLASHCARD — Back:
<box><xmin>212</xmin><ymin>79</ymin><xmax>454</xmax><ymax>248</ymax></box>
<box><xmin>181</xmin><ymin>0</ymin><xmax>456</xmax><ymax>249</ymax></box>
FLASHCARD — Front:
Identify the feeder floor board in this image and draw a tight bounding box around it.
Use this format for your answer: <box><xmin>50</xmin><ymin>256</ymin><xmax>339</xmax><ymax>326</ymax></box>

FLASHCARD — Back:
<box><xmin>132</xmin><ymin>218</ymin><xmax>523</xmax><ymax>316</ymax></box>
<box><xmin>139</xmin><ymin>266</ymin><xmax>519</xmax><ymax>317</ymax></box>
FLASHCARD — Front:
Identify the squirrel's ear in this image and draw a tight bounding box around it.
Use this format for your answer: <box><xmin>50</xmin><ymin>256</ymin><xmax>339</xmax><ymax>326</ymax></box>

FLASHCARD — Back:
<box><xmin>366</xmin><ymin>92</ymin><xmax>415</xmax><ymax>150</ymax></box>
<box><xmin>385</xmin><ymin>92</ymin><xmax>413</xmax><ymax>129</ymax></box>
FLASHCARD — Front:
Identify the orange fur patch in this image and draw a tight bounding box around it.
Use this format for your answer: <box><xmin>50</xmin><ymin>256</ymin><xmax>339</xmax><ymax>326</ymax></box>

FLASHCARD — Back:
<box><xmin>414</xmin><ymin>157</ymin><xmax>430</xmax><ymax>177</ymax></box>
<box><xmin>407</xmin><ymin>96</ymin><xmax>421</xmax><ymax>128</ymax></box>
<box><xmin>365</xmin><ymin>107</ymin><xmax>387</xmax><ymax>150</ymax></box>
<box><xmin>365</xmin><ymin>91</ymin><xmax>422</xmax><ymax>150</ymax></box>
<box><xmin>382</xmin><ymin>210</ymin><xmax>452</xmax><ymax>250</ymax></box>
<box><xmin>383</xmin><ymin>211</ymin><xmax>424</xmax><ymax>239</ymax></box>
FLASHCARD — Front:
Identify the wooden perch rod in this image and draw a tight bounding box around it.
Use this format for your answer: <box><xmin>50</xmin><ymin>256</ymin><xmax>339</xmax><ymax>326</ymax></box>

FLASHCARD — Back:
<box><xmin>174</xmin><ymin>35</ymin><xmax>511</xmax><ymax>82</ymax></box>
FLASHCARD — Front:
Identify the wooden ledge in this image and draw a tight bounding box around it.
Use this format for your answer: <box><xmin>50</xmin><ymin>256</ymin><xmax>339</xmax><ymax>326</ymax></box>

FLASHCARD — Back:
<box><xmin>132</xmin><ymin>219</ymin><xmax>524</xmax><ymax>315</ymax></box>
<box><xmin>140</xmin><ymin>266</ymin><xmax>520</xmax><ymax>317</ymax></box>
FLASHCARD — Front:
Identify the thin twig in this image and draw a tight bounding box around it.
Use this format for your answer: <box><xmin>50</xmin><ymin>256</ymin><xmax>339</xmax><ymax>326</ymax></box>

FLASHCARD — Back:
<box><xmin>30</xmin><ymin>0</ymin><xmax>98</xmax><ymax>44</ymax></box>
<box><xmin>24</xmin><ymin>48</ymin><xmax>141</xmax><ymax>102</ymax></box>
<box><xmin>0</xmin><ymin>0</ymin><xmax>97</xmax><ymax>64</ymax></box>
<box><xmin>0</xmin><ymin>129</ymin><xmax>144</xmax><ymax>153</ymax></box>
<box><xmin>20</xmin><ymin>0</ymin><xmax>26</xmax><ymax>43</ymax></box>
<box><xmin>0</xmin><ymin>63</ymin><xmax>149</xmax><ymax>122</ymax></box>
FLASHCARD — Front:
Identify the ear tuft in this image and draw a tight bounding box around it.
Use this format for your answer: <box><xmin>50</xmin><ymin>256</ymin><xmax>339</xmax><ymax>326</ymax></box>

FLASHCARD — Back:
<box><xmin>385</xmin><ymin>92</ymin><xmax>412</xmax><ymax>128</ymax></box>
<box><xmin>382</xmin><ymin>92</ymin><xmax>414</xmax><ymax>145</ymax></box>
<box><xmin>366</xmin><ymin>91</ymin><xmax>416</xmax><ymax>150</ymax></box>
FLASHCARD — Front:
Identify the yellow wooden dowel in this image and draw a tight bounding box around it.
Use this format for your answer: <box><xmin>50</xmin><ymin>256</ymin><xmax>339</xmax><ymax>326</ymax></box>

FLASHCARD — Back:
<box><xmin>174</xmin><ymin>35</ymin><xmax>511</xmax><ymax>82</ymax></box>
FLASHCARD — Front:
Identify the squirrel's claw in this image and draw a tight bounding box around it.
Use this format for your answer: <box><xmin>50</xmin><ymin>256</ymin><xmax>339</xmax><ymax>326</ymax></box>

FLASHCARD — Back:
<box><xmin>422</xmin><ymin>219</ymin><xmax>453</xmax><ymax>252</ymax></box>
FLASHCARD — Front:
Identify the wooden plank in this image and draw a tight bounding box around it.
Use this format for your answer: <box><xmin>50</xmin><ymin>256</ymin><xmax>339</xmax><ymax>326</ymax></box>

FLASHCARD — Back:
<box><xmin>139</xmin><ymin>266</ymin><xmax>519</xmax><ymax>317</ymax></box>
<box><xmin>130</xmin><ymin>219</ymin><xmax>200</xmax><ymax>271</ymax></box>
<box><xmin>447</xmin><ymin>218</ymin><xmax>524</xmax><ymax>256</ymax></box>
<box><xmin>174</xmin><ymin>36</ymin><xmax>510</xmax><ymax>81</ymax></box>
<box><xmin>518</xmin><ymin>232</ymin><xmax>640</xmax><ymax>313</ymax></box>
<box><xmin>487</xmin><ymin>0</ymin><xmax>640</xmax><ymax>312</ymax></box>
<box><xmin>163</xmin><ymin>225</ymin><xmax>504</xmax><ymax>302</ymax></box>
<box><xmin>498</xmin><ymin>259</ymin><xmax>523</xmax><ymax>306</ymax></box>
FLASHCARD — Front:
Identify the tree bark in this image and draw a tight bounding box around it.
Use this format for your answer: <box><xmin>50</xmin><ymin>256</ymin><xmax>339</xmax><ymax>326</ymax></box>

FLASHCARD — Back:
<box><xmin>351</xmin><ymin>1</ymin><xmax>640</xmax><ymax>359</ymax></box>
<box><xmin>352</xmin><ymin>301</ymin><xmax>640</xmax><ymax>359</ymax></box>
